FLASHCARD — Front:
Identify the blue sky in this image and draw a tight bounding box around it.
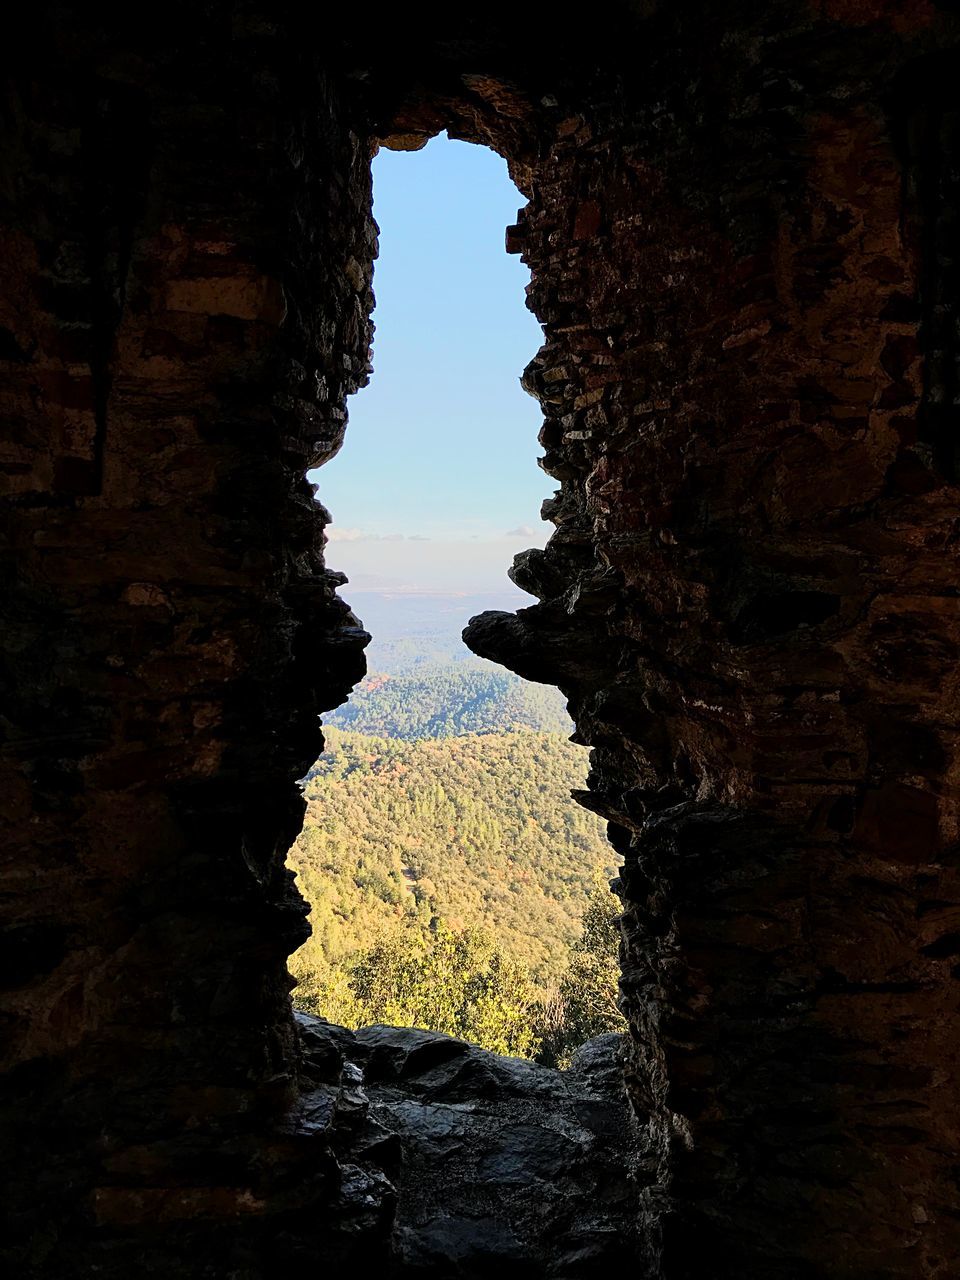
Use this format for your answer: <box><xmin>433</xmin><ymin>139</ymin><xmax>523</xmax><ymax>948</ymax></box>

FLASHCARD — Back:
<box><xmin>310</xmin><ymin>135</ymin><xmax>548</xmax><ymax>593</ymax></box>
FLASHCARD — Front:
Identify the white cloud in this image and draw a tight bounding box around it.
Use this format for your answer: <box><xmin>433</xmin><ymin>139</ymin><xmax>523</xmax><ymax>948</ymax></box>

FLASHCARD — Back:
<box><xmin>504</xmin><ymin>524</ymin><xmax>535</xmax><ymax>538</ymax></box>
<box><xmin>326</xmin><ymin>527</ymin><xmax>369</xmax><ymax>542</ymax></box>
<box><xmin>327</xmin><ymin>527</ymin><xmax>408</xmax><ymax>543</ymax></box>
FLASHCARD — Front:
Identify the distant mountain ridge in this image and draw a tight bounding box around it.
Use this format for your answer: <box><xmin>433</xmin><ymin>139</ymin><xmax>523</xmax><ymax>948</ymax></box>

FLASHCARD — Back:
<box><xmin>346</xmin><ymin>587</ymin><xmax>531</xmax><ymax>674</ymax></box>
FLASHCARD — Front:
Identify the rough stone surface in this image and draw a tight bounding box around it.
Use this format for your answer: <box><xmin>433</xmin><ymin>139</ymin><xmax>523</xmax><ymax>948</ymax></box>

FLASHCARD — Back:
<box><xmin>5</xmin><ymin>2</ymin><xmax>960</xmax><ymax>1276</ymax></box>
<box><xmin>1</xmin><ymin>13</ymin><xmax>374</xmax><ymax>1277</ymax></box>
<box><xmin>295</xmin><ymin>1013</ymin><xmax>649</xmax><ymax>1278</ymax></box>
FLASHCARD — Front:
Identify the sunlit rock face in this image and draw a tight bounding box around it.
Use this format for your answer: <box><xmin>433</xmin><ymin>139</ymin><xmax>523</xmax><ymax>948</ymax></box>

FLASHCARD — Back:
<box><xmin>3</xmin><ymin>3</ymin><xmax>960</xmax><ymax>1277</ymax></box>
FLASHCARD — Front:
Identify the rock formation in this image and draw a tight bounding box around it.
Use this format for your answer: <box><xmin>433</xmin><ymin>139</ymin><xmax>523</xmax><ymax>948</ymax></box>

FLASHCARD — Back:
<box><xmin>295</xmin><ymin>1014</ymin><xmax>646</xmax><ymax>1276</ymax></box>
<box><xmin>3</xmin><ymin>3</ymin><xmax>960</xmax><ymax>1276</ymax></box>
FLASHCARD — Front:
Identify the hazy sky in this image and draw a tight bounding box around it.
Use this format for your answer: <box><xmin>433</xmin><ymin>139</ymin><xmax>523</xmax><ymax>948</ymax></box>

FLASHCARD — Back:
<box><xmin>309</xmin><ymin>135</ymin><xmax>549</xmax><ymax>593</ymax></box>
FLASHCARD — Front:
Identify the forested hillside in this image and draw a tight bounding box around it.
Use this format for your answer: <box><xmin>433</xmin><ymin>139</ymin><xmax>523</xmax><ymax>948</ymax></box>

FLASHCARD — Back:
<box><xmin>287</xmin><ymin>593</ymin><xmax>622</xmax><ymax>1061</ymax></box>
<box><xmin>325</xmin><ymin>666</ymin><xmax>570</xmax><ymax>738</ymax></box>
<box><xmin>291</xmin><ymin>727</ymin><xmax>611</xmax><ymax>985</ymax></box>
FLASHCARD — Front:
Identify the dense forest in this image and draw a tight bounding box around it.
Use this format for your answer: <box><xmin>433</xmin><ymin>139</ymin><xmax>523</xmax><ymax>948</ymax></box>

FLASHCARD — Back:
<box><xmin>288</xmin><ymin>594</ymin><xmax>623</xmax><ymax>1061</ymax></box>
<box><xmin>325</xmin><ymin>665</ymin><xmax>570</xmax><ymax>738</ymax></box>
<box><xmin>291</xmin><ymin>727</ymin><xmax>611</xmax><ymax>985</ymax></box>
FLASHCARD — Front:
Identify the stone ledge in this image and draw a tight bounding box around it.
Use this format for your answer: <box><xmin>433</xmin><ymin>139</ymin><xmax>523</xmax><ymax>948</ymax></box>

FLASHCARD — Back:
<box><xmin>294</xmin><ymin>1012</ymin><xmax>653</xmax><ymax>1277</ymax></box>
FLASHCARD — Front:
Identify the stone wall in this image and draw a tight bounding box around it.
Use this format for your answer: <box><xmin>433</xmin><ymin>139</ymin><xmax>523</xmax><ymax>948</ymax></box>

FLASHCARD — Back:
<box><xmin>4</xmin><ymin>3</ymin><xmax>960</xmax><ymax>1276</ymax></box>
<box><xmin>462</xmin><ymin>7</ymin><xmax>960</xmax><ymax>1272</ymax></box>
<box><xmin>0</xmin><ymin>14</ymin><xmax>374</xmax><ymax>1274</ymax></box>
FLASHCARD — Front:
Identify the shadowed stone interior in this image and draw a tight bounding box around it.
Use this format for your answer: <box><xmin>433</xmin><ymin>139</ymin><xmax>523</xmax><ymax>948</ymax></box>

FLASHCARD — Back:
<box><xmin>4</xmin><ymin>3</ymin><xmax>960</xmax><ymax>1276</ymax></box>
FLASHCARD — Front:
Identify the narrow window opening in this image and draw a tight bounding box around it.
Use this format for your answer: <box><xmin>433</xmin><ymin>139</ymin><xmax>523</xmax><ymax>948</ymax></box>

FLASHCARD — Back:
<box><xmin>289</xmin><ymin>135</ymin><xmax>621</xmax><ymax>1066</ymax></box>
